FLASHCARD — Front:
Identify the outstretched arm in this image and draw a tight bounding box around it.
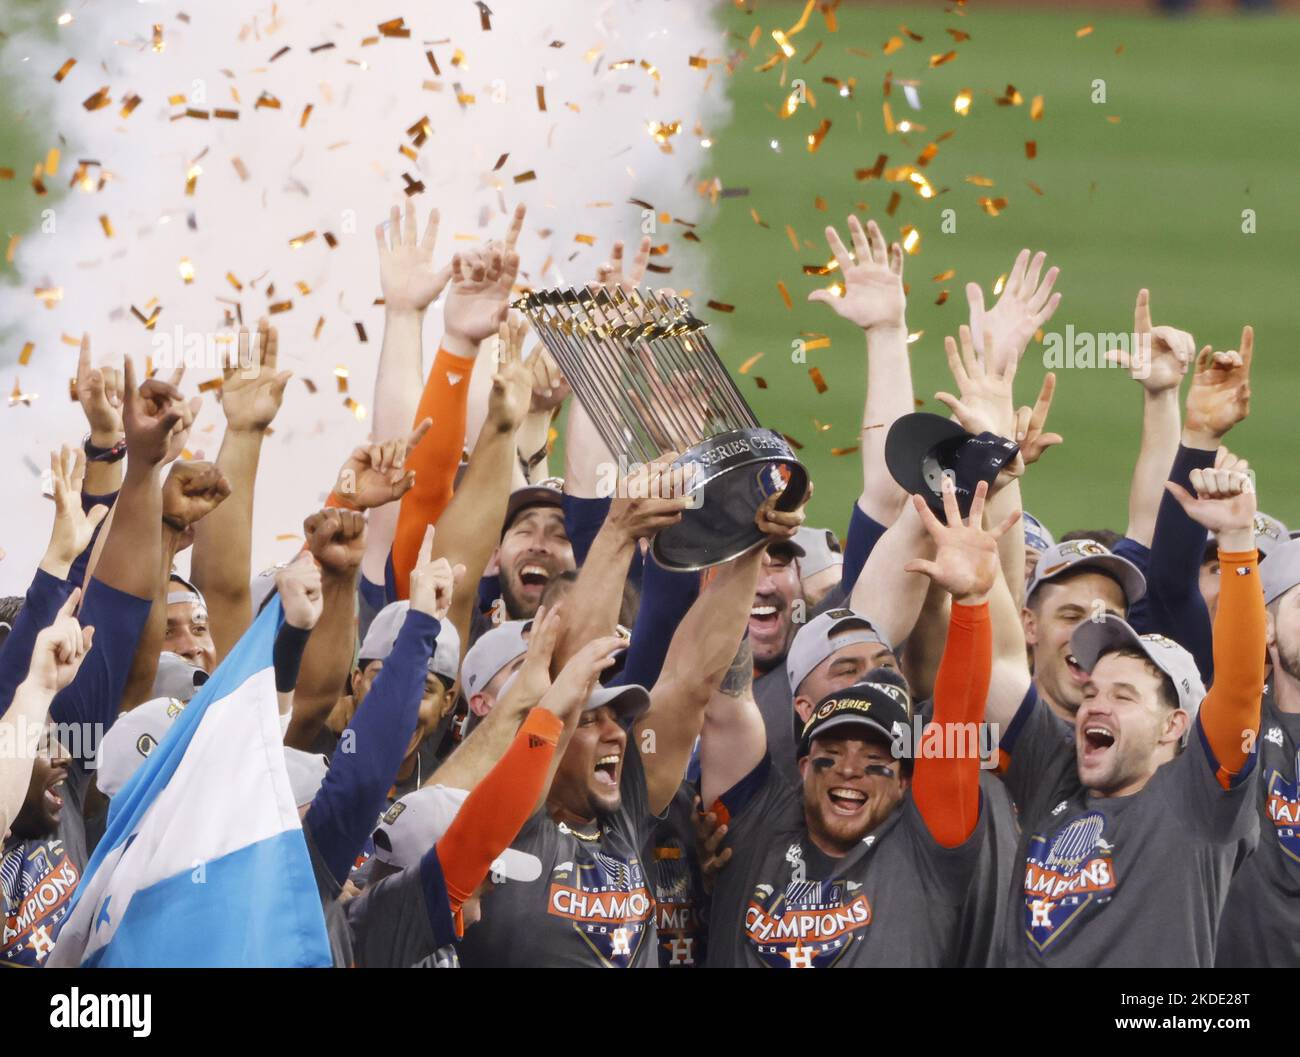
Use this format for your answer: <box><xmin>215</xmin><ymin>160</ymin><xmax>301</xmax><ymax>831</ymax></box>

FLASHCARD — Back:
<box><xmin>390</xmin><ymin>205</ymin><xmax>525</xmax><ymax>600</ymax></box>
<box><xmin>808</xmin><ymin>216</ymin><xmax>910</xmax><ymax>526</ymax></box>
<box><xmin>190</xmin><ymin>321</ymin><xmax>291</xmax><ymax>662</ymax></box>
<box><xmin>1108</xmin><ymin>290</ymin><xmax>1192</xmax><ymax>548</ymax></box>
<box><xmin>363</xmin><ymin>202</ymin><xmax>451</xmax><ymax>586</ymax></box>
<box><xmin>902</xmin><ymin>479</ymin><xmax>1014</xmax><ymax>846</ymax></box>
<box><xmin>640</xmin><ymin>494</ymin><xmax>807</xmax><ymax>816</ymax></box>
<box><xmin>1164</xmin><ymin>451</ymin><xmax>1263</xmax><ymax>780</ymax></box>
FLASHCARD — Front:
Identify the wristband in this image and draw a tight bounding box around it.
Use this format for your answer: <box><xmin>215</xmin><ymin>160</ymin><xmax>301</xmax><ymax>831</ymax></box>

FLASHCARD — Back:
<box><xmin>84</xmin><ymin>434</ymin><xmax>127</xmax><ymax>464</ymax></box>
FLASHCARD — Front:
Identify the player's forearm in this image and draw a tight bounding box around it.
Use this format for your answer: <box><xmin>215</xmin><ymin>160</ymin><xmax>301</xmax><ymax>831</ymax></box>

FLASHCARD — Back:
<box><xmin>859</xmin><ymin>323</ymin><xmax>912</xmax><ymax>524</ymax></box>
<box><xmin>900</xmin><ymin>581</ymin><xmax>950</xmax><ymax>705</ymax></box>
<box><xmin>93</xmin><ymin>459</ymin><xmax>162</xmax><ymax>600</ymax></box>
<box><xmin>643</xmin><ymin>548</ymin><xmax>763</xmax><ymax>813</ymax></box>
<box><xmin>362</xmin><ymin>309</ymin><xmax>428</xmax><ymax>585</ymax></box>
<box><xmin>284</xmin><ymin>571</ymin><xmax>359</xmax><ymax>750</ymax></box>
<box><xmin>562</xmin><ymin>401</ymin><xmax>614</xmax><ymax>500</ymax></box>
<box><xmin>191</xmin><ymin>429</ymin><xmax>263</xmax><ymax>659</ymax></box>
<box><xmin>1200</xmin><ymin>548</ymin><xmax>1265</xmax><ymax>776</ymax></box>
<box><xmin>1126</xmin><ymin>389</ymin><xmax>1180</xmax><ymax>547</ymax></box>
<box><xmin>552</xmin><ymin>520</ymin><xmax>636</xmax><ymax>670</ymax></box>
<box><xmin>430</xmin><ymin>410</ymin><xmax>516</xmax><ymax>648</ymax></box>
<box><xmin>437</xmin><ymin>707</ymin><xmax>561</xmax><ymax>912</ymax></box>
<box><xmin>985</xmin><ymin>569</ymin><xmax>1033</xmax><ymax>731</ymax></box>
<box><xmin>120</xmin><ymin>526</ymin><xmax>185</xmax><ymax>711</ymax></box>
<box><xmin>990</xmin><ymin>478</ymin><xmax>1026</xmax><ymax>611</ymax></box>
<box><xmin>849</xmin><ymin>499</ymin><xmax>933</xmax><ymax>648</ymax></box>
<box><xmin>0</xmin><ymin>681</ymin><xmax>57</xmax><ymax>836</ymax></box>
<box><xmin>390</xmin><ymin>346</ymin><xmax>475</xmax><ymax>598</ymax></box>
<box><xmin>913</xmin><ymin>600</ymin><xmax>990</xmax><ymax>847</ymax></box>
<box><xmin>84</xmin><ymin>428</ymin><xmax>125</xmax><ymax>497</ymax></box>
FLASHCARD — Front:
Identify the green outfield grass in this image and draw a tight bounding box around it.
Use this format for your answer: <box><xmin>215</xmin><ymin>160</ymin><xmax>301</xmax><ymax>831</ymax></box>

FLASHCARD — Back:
<box><xmin>703</xmin><ymin>3</ymin><xmax>1300</xmax><ymax>538</ymax></box>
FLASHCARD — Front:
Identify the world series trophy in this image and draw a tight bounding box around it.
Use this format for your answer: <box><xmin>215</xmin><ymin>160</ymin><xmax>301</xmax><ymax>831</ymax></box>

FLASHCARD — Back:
<box><xmin>513</xmin><ymin>285</ymin><xmax>808</xmax><ymax>571</ymax></box>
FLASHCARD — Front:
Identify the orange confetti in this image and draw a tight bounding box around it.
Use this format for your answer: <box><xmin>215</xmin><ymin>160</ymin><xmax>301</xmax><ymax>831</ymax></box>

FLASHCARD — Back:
<box><xmin>54</xmin><ymin>58</ymin><xmax>76</xmax><ymax>82</ymax></box>
<box><xmin>808</xmin><ymin>367</ymin><xmax>828</xmax><ymax>394</ymax></box>
<box><xmin>777</xmin><ymin>280</ymin><xmax>792</xmax><ymax>310</ymax></box>
<box><xmin>1030</xmin><ymin>95</ymin><xmax>1044</xmax><ymax>121</ymax></box>
<box><xmin>929</xmin><ymin>51</ymin><xmax>957</xmax><ymax>68</ymax></box>
<box><xmin>807</xmin><ymin>119</ymin><xmax>831</xmax><ymax>152</ymax></box>
<box><xmin>706</xmin><ymin>300</ymin><xmax>735</xmax><ymax>313</ymax></box>
<box><xmin>1076</xmin><ymin>25</ymin><xmax>1094</xmax><ymax>38</ymax></box>
<box><xmin>1025</xmin><ymin>141</ymin><xmax>1037</xmax><ymax>159</ymax></box>
<box><xmin>738</xmin><ymin>353</ymin><xmax>764</xmax><ymax>374</ymax></box>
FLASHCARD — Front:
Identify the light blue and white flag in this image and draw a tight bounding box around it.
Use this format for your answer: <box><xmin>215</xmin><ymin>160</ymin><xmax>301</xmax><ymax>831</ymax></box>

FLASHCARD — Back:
<box><xmin>51</xmin><ymin>598</ymin><xmax>331</xmax><ymax>967</ymax></box>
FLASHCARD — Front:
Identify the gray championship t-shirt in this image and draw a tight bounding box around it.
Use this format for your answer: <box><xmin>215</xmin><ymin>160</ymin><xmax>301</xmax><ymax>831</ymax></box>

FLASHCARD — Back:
<box><xmin>456</xmin><ymin>738</ymin><xmax>661</xmax><ymax>968</ymax></box>
<box><xmin>999</xmin><ymin>686</ymin><xmax>1259</xmax><ymax>967</ymax></box>
<box><xmin>706</xmin><ymin>756</ymin><xmax>985</xmax><ymax>967</ymax></box>
<box><xmin>647</xmin><ymin>783</ymin><xmax>708</xmax><ymax>968</ymax></box>
<box><xmin>1215</xmin><ymin>691</ymin><xmax>1300</xmax><ymax>967</ymax></box>
<box><xmin>348</xmin><ymin>853</ymin><xmax>459</xmax><ymax>968</ymax></box>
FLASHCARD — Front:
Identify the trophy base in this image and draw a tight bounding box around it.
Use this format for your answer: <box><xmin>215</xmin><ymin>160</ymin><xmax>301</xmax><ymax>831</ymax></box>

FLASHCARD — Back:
<box><xmin>651</xmin><ymin>428</ymin><xmax>809</xmax><ymax>572</ymax></box>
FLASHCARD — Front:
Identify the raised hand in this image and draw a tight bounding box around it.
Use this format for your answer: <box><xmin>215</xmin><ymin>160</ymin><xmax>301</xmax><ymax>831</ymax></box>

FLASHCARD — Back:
<box><xmin>966</xmin><ymin>248</ymin><xmax>1061</xmax><ymax>374</ymax></box>
<box><xmin>25</xmin><ymin>590</ymin><xmax>94</xmax><ymax>695</ymax></box>
<box><xmin>1164</xmin><ymin>446</ymin><xmax>1257</xmax><ymax>543</ymax></box>
<box><xmin>605</xmin><ymin>456</ymin><xmax>690</xmax><ymax>542</ymax></box>
<box><xmin>1184</xmin><ymin>326</ymin><xmax>1253</xmax><ymax>445</ymax></box>
<box><xmin>485</xmin><ymin>314</ymin><xmax>535</xmax><ymax>434</ymax></box>
<box><xmin>409</xmin><ymin>525</ymin><xmax>464</xmax><ymax>621</ymax></box>
<box><xmin>807</xmin><ymin>216</ymin><xmax>906</xmax><ymax>332</ymax></box>
<box><xmin>76</xmin><ymin>335</ymin><xmax>124</xmax><ymax>446</ymax></box>
<box><xmin>161</xmin><ymin>460</ymin><xmax>231</xmax><ymax>531</ymax></box>
<box><xmin>1013</xmin><ymin>373</ymin><xmax>1063</xmax><ymax>467</ymax></box>
<box><xmin>936</xmin><ymin>324</ymin><xmax>1017</xmax><ymax>437</ymax></box>
<box><xmin>333</xmin><ymin>418</ymin><xmax>432</xmax><ymax>510</ymax></box>
<box><xmin>497</xmin><ymin>603</ymin><xmax>562</xmax><ymax>712</ymax></box>
<box><xmin>122</xmin><ymin>356</ymin><xmax>186</xmax><ymax>467</ymax></box>
<box><xmin>219</xmin><ymin>320</ymin><xmax>292</xmax><ymax>434</ymax></box>
<box><xmin>41</xmin><ymin>446</ymin><xmax>110</xmax><ymax>575</ymax></box>
<box><xmin>376</xmin><ymin>201</ymin><xmax>451</xmax><ymax>315</ymax></box>
<box><xmin>756</xmin><ymin>480</ymin><xmax>811</xmax><ymax>543</ymax></box>
<box><xmin>528</xmin><ymin>344</ymin><xmax>571</xmax><ymax>413</ymax></box>
<box><xmin>540</xmin><ymin>634</ymin><xmax>626</xmax><ymax>722</ymax></box>
<box><xmin>276</xmin><ymin>551</ymin><xmax>324</xmax><ymax>631</ymax></box>
<box><xmin>443</xmin><ymin>204</ymin><xmax>525</xmax><ymax>349</ymax></box>
<box><xmin>903</xmin><ymin>478</ymin><xmax>1020</xmax><ymax>604</ymax></box>
<box><xmin>1105</xmin><ymin>289</ymin><xmax>1193</xmax><ymax>395</ymax></box>
<box><xmin>593</xmin><ymin>235</ymin><xmax>652</xmax><ymax>293</ymax></box>
<box><xmin>303</xmin><ymin>508</ymin><xmax>366</xmax><ymax>578</ymax></box>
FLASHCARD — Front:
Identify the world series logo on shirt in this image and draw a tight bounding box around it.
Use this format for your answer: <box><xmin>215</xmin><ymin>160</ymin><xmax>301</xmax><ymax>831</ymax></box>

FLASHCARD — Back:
<box><xmin>1023</xmin><ymin>811</ymin><xmax>1118</xmax><ymax>954</ymax></box>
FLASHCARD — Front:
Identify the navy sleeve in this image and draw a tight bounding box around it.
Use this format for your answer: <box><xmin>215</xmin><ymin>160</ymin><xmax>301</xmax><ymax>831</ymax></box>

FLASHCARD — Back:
<box><xmin>1142</xmin><ymin>445</ymin><xmax>1216</xmax><ymax>683</ymax></box>
<box><xmin>67</xmin><ymin>489</ymin><xmax>117</xmax><ymax>589</ymax></box>
<box><xmin>0</xmin><ymin>569</ymin><xmax>77</xmax><ymax>718</ymax></box>
<box><xmin>49</xmin><ymin>577</ymin><xmax>150</xmax><ymax>743</ymax></box>
<box><xmin>1112</xmin><ymin>536</ymin><xmax>1152</xmax><ymax>632</ymax></box>
<box><xmin>305</xmin><ymin>609</ymin><xmax>440</xmax><ymax>885</ymax></box>
<box><xmin>419</xmin><ymin>846</ymin><xmax>459</xmax><ymax>950</ymax></box>
<box><xmin>475</xmin><ymin>572</ymin><xmax>500</xmax><ymax>615</ymax></box>
<box><xmin>840</xmin><ymin>503</ymin><xmax>888</xmax><ymax>598</ymax></box>
<box><xmin>563</xmin><ymin>494</ymin><xmax>610</xmax><ymax>568</ymax></box>
<box><xmin>612</xmin><ymin>553</ymin><xmax>699</xmax><ymax>690</ymax></box>
<box><xmin>358</xmin><ymin>574</ymin><xmax>387</xmax><ymax>644</ymax></box>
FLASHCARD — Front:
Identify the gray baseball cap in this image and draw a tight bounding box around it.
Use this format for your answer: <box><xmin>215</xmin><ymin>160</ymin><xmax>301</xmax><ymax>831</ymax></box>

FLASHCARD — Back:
<box><xmin>786</xmin><ymin>608</ymin><xmax>893</xmax><ymax>697</ymax></box>
<box><xmin>373</xmin><ymin>785</ymin><xmax>543</xmax><ymax>880</ymax></box>
<box><xmin>461</xmin><ymin>619</ymin><xmax>531</xmax><ymax>698</ymax></box>
<box><xmin>358</xmin><ymin>600</ymin><xmax>460</xmax><ymax>684</ymax></box>
<box><xmin>1026</xmin><ymin>539</ymin><xmax>1146</xmax><ymax>607</ymax></box>
<box><xmin>95</xmin><ymin>695</ymin><xmax>189</xmax><ymax>796</ymax></box>
<box><xmin>794</xmin><ymin>526</ymin><xmax>843</xmax><ymax>578</ymax></box>
<box><xmin>1070</xmin><ymin>615</ymin><xmax>1207</xmax><ymax>726</ymax></box>
<box><xmin>1261</xmin><ymin>538</ymin><xmax>1300</xmax><ymax>605</ymax></box>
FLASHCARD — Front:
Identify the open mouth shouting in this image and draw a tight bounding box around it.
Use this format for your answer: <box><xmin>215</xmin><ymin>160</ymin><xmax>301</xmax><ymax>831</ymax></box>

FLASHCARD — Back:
<box><xmin>593</xmin><ymin>752</ymin><xmax>622</xmax><ymax>788</ymax></box>
<box><xmin>513</xmin><ymin>559</ymin><xmax>556</xmax><ymax>603</ymax></box>
<box><xmin>826</xmin><ymin>785</ymin><xmax>868</xmax><ymax>816</ymax></box>
<box><xmin>1080</xmin><ymin>721</ymin><xmax>1116</xmax><ymax>766</ymax></box>
<box><xmin>748</xmin><ymin>593</ymin><xmax>786</xmax><ymax>645</ymax></box>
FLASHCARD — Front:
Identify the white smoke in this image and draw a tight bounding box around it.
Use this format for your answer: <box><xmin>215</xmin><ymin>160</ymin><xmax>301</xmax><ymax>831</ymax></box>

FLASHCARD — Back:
<box><xmin>0</xmin><ymin>0</ymin><xmax>729</xmax><ymax>591</ymax></box>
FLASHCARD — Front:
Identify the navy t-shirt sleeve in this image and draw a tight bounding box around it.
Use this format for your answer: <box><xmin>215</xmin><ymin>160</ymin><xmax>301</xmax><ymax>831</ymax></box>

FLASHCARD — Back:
<box><xmin>613</xmin><ymin>553</ymin><xmax>699</xmax><ymax>690</ymax></box>
<box><xmin>1144</xmin><ymin>445</ymin><xmax>1216</xmax><ymax>683</ymax></box>
<box><xmin>49</xmin><ymin>577</ymin><xmax>151</xmax><ymax>746</ymax></box>
<box><xmin>67</xmin><ymin>489</ymin><xmax>117</xmax><ymax>589</ymax></box>
<box><xmin>0</xmin><ymin>569</ymin><xmax>77</xmax><ymax>718</ymax></box>
<box><xmin>1112</xmin><ymin>536</ymin><xmax>1151</xmax><ymax>632</ymax></box>
<box><xmin>840</xmin><ymin>502</ymin><xmax>888</xmax><ymax>598</ymax></box>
